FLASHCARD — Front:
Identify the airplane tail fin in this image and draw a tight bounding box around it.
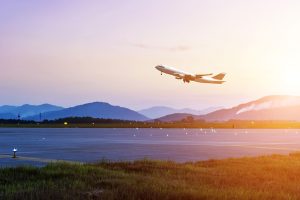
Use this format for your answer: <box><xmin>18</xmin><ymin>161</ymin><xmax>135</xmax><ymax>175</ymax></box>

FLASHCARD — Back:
<box><xmin>212</xmin><ymin>73</ymin><xmax>226</xmax><ymax>80</ymax></box>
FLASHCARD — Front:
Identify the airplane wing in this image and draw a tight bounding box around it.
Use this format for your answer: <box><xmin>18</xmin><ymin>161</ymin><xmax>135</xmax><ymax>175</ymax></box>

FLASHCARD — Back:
<box><xmin>173</xmin><ymin>73</ymin><xmax>185</xmax><ymax>78</ymax></box>
<box><xmin>174</xmin><ymin>73</ymin><xmax>194</xmax><ymax>80</ymax></box>
<box><xmin>195</xmin><ymin>73</ymin><xmax>213</xmax><ymax>78</ymax></box>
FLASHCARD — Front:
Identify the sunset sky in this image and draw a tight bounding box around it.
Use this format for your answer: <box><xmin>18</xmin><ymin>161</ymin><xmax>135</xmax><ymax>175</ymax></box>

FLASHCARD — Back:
<box><xmin>1</xmin><ymin>0</ymin><xmax>300</xmax><ymax>110</ymax></box>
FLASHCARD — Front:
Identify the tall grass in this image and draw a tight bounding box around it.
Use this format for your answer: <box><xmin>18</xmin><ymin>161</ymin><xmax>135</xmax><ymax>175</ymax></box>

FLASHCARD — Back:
<box><xmin>2</xmin><ymin>154</ymin><xmax>300</xmax><ymax>199</ymax></box>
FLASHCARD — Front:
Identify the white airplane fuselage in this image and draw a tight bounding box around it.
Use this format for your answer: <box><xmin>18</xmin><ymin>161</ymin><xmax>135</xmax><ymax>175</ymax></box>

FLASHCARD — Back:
<box><xmin>155</xmin><ymin>65</ymin><xmax>225</xmax><ymax>84</ymax></box>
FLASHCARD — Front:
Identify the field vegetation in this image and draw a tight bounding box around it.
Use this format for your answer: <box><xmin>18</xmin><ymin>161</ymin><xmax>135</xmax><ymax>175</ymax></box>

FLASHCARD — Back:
<box><xmin>2</xmin><ymin>153</ymin><xmax>300</xmax><ymax>199</ymax></box>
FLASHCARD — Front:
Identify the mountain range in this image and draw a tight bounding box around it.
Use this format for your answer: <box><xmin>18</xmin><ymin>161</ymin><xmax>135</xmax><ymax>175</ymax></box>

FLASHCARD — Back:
<box><xmin>25</xmin><ymin>102</ymin><xmax>149</xmax><ymax>121</ymax></box>
<box><xmin>138</xmin><ymin>106</ymin><xmax>221</xmax><ymax>119</ymax></box>
<box><xmin>158</xmin><ymin>95</ymin><xmax>300</xmax><ymax>122</ymax></box>
<box><xmin>2</xmin><ymin>95</ymin><xmax>300</xmax><ymax>122</ymax></box>
<box><xmin>0</xmin><ymin>104</ymin><xmax>63</xmax><ymax>119</ymax></box>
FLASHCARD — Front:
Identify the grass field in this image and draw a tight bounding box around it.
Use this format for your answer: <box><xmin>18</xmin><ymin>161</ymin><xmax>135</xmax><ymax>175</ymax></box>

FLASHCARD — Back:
<box><xmin>2</xmin><ymin>153</ymin><xmax>300</xmax><ymax>199</ymax></box>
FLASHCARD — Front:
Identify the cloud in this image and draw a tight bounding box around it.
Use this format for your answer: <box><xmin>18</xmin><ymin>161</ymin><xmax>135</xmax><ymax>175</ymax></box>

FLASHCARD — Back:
<box><xmin>168</xmin><ymin>45</ymin><xmax>190</xmax><ymax>52</ymax></box>
<box><xmin>131</xmin><ymin>43</ymin><xmax>191</xmax><ymax>52</ymax></box>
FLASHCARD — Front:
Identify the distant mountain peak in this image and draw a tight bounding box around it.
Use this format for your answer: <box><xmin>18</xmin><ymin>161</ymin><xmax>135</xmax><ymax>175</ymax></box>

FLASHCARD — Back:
<box><xmin>0</xmin><ymin>104</ymin><xmax>64</xmax><ymax>119</ymax></box>
<box><xmin>86</xmin><ymin>101</ymin><xmax>110</xmax><ymax>104</ymax></box>
<box><xmin>235</xmin><ymin>95</ymin><xmax>300</xmax><ymax>115</ymax></box>
<box><xmin>138</xmin><ymin>106</ymin><xmax>222</xmax><ymax>119</ymax></box>
<box><xmin>156</xmin><ymin>95</ymin><xmax>300</xmax><ymax>122</ymax></box>
<box><xmin>26</xmin><ymin>102</ymin><xmax>149</xmax><ymax>121</ymax></box>
<box><xmin>76</xmin><ymin>102</ymin><xmax>111</xmax><ymax>107</ymax></box>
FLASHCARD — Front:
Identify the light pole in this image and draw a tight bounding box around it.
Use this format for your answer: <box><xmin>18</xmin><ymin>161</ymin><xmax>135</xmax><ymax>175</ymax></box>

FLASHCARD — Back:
<box><xmin>12</xmin><ymin>148</ymin><xmax>18</xmax><ymax>158</ymax></box>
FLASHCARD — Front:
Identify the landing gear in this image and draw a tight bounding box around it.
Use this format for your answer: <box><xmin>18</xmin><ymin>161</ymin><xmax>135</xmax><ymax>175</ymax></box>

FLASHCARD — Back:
<box><xmin>161</xmin><ymin>72</ymin><xmax>162</xmax><ymax>75</ymax></box>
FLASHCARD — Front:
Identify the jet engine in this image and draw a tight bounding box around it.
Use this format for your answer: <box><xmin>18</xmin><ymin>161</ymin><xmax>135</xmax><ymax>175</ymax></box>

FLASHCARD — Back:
<box><xmin>183</xmin><ymin>78</ymin><xmax>190</xmax><ymax>83</ymax></box>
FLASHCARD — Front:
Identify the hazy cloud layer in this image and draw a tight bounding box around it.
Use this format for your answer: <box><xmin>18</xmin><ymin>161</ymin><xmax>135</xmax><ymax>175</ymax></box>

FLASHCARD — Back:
<box><xmin>131</xmin><ymin>43</ymin><xmax>191</xmax><ymax>52</ymax></box>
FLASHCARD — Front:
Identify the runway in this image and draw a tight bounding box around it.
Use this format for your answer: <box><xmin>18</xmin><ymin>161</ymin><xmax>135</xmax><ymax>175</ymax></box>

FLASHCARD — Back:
<box><xmin>1</xmin><ymin>128</ymin><xmax>300</xmax><ymax>166</ymax></box>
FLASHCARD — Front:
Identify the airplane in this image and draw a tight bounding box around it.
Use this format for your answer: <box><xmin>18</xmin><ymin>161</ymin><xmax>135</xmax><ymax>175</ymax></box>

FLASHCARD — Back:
<box><xmin>155</xmin><ymin>65</ymin><xmax>226</xmax><ymax>84</ymax></box>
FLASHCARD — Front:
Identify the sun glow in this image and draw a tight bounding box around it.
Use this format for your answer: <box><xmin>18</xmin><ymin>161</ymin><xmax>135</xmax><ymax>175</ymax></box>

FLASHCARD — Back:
<box><xmin>279</xmin><ymin>66</ymin><xmax>300</xmax><ymax>95</ymax></box>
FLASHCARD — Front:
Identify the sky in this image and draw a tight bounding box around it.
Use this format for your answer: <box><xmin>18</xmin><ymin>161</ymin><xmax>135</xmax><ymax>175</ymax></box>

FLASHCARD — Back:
<box><xmin>1</xmin><ymin>0</ymin><xmax>300</xmax><ymax>110</ymax></box>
